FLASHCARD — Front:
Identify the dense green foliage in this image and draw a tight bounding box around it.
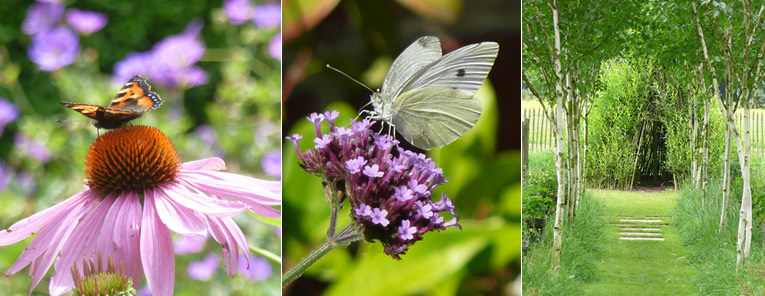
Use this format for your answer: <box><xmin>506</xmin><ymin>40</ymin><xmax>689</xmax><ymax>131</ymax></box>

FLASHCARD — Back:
<box><xmin>656</xmin><ymin>79</ymin><xmax>726</xmax><ymax>186</ymax></box>
<box><xmin>674</xmin><ymin>184</ymin><xmax>765</xmax><ymax>295</ymax></box>
<box><xmin>587</xmin><ymin>58</ymin><xmax>653</xmax><ymax>189</ymax></box>
<box><xmin>522</xmin><ymin>152</ymin><xmax>556</xmax><ymax>220</ymax></box>
<box><xmin>522</xmin><ymin>193</ymin><xmax>605</xmax><ymax>295</ymax></box>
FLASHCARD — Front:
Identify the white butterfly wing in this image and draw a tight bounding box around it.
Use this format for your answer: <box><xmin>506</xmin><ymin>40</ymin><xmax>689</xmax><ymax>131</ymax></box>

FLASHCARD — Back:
<box><xmin>381</xmin><ymin>36</ymin><xmax>443</xmax><ymax>98</ymax></box>
<box><xmin>396</xmin><ymin>41</ymin><xmax>499</xmax><ymax>98</ymax></box>
<box><xmin>390</xmin><ymin>87</ymin><xmax>482</xmax><ymax>149</ymax></box>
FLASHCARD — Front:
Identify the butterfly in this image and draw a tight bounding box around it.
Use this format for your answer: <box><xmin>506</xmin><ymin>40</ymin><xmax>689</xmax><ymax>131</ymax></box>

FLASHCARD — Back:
<box><xmin>364</xmin><ymin>36</ymin><xmax>499</xmax><ymax>150</ymax></box>
<box><xmin>61</xmin><ymin>75</ymin><xmax>163</xmax><ymax>129</ymax></box>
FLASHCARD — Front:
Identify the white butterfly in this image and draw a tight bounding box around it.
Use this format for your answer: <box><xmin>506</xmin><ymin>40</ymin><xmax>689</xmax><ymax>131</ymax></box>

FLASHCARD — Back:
<box><xmin>365</xmin><ymin>36</ymin><xmax>499</xmax><ymax>149</ymax></box>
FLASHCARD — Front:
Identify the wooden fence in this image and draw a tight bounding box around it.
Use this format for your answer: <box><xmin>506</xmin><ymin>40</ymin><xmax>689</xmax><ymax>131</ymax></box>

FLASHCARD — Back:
<box><xmin>520</xmin><ymin>107</ymin><xmax>765</xmax><ymax>159</ymax></box>
<box><xmin>521</xmin><ymin>108</ymin><xmax>556</xmax><ymax>151</ymax></box>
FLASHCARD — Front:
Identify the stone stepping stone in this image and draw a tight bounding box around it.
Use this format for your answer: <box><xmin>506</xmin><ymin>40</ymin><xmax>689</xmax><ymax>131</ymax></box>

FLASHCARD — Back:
<box><xmin>620</xmin><ymin>219</ymin><xmax>662</xmax><ymax>223</ymax></box>
<box><xmin>619</xmin><ymin>232</ymin><xmax>662</xmax><ymax>236</ymax></box>
<box><xmin>619</xmin><ymin>237</ymin><xmax>665</xmax><ymax>241</ymax></box>
<box><xmin>621</xmin><ymin>227</ymin><xmax>661</xmax><ymax>231</ymax></box>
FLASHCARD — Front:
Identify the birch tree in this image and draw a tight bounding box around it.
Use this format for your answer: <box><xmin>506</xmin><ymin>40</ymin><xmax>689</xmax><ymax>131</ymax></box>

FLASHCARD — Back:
<box><xmin>522</xmin><ymin>0</ymin><xmax>635</xmax><ymax>271</ymax></box>
<box><xmin>692</xmin><ymin>1</ymin><xmax>765</xmax><ymax>267</ymax></box>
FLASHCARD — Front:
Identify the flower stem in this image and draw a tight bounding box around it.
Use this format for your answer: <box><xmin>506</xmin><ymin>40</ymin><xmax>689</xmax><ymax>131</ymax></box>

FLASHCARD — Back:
<box><xmin>283</xmin><ymin>181</ymin><xmax>364</xmax><ymax>287</ymax></box>
<box><xmin>282</xmin><ymin>225</ymin><xmax>362</xmax><ymax>287</ymax></box>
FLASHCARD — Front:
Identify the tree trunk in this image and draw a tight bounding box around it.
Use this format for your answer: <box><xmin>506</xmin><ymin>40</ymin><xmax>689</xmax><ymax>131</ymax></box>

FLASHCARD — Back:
<box><xmin>720</xmin><ymin>121</ymin><xmax>732</xmax><ymax>232</ymax></box>
<box><xmin>630</xmin><ymin>121</ymin><xmax>646</xmax><ymax>190</ymax></box>
<box><xmin>736</xmin><ymin>91</ymin><xmax>753</xmax><ymax>268</ymax></box>
<box><xmin>701</xmin><ymin>97</ymin><xmax>710</xmax><ymax>202</ymax></box>
<box><xmin>550</xmin><ymin>0</ymin><xmax>566</xmax><ymax>273</ymax></box>
<box><xmin>577</xmin><ymin>99</ymin><xmax>587</xmax><ymax>207</ymax></box>
<box><xmin>566</xmin><ymin>73</ymin><xmax>579</xmax><ymax>225</ymax></box>
<box><xmin>691</xmin><ymin>89</ymin><xmax>698</xmax><ymax>187</ymax></box>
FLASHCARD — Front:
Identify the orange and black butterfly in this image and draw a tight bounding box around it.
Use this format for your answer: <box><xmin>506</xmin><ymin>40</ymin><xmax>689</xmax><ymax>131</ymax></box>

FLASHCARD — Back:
<box><xmin>61</xmin><ymin>75</ymin><xmax>163</xmax><ymax>129</ymax></box>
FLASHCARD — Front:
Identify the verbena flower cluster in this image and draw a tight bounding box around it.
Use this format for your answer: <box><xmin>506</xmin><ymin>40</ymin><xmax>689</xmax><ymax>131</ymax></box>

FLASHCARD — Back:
<box><xmin>286</xmin><ymin>111</ymin><xmax>460</xmax><ymax>259</ymax></box>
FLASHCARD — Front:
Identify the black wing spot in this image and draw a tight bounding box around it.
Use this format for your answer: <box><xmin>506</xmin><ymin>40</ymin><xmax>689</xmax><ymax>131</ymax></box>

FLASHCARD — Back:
<box><xmin>456</xmin><ymin>69</ymin><xmax>466</xmax><ymax>77</ymax></box>
<box><xmin>115</xmin><ymin>92</ymin><xmax>126</xmax><ymax>98</ymax></box>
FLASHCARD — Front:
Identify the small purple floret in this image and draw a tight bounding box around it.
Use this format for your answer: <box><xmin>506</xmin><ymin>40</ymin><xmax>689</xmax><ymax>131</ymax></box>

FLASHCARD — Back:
<box><xmin>398</xmin><ymin>220</ymin><xmax>416</xmax><ymax>240</ymax></box>
<box><xmin>370</xmin><ymin>208</ymin><xmax>389</xmax><ymax>226</ymax></box>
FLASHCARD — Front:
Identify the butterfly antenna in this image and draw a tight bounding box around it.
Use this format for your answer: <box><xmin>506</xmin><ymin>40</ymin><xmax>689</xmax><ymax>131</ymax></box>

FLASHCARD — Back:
<box><xmin>326</xmin><ymin>64</ymin><xmax>375</xmax><ymax>93</ymax></box>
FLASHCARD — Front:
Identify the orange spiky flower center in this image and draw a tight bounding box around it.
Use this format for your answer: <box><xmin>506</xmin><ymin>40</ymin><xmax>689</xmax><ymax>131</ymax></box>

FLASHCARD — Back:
<box><xmin>85</xmin><ymin>126</ymin><xmax>181</xmax><ymax>194</ymax></box>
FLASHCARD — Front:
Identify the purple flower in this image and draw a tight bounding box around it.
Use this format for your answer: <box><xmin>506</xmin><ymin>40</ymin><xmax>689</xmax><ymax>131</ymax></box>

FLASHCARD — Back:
<box><xmin>194</xmin><ymin>125</ymin><xmax>218</xmax><ymax>146</ymax></box>
<box><xmin>112</xmin><ymin>51</ymin><xmax>154</xmax><ymax>83</ymax></box>
<box><xmin>314</xmin><ymin>135</ymin><xmax>332</xmax><ymax>149</ymax></box>
<box><xmin>187</xmin><ymin>253</ymin><xmax>219</xmax><ymax>280</ymax></box>
<box><xmin>153</xmin><ymin>21</ymin><xmax>204</xmax><ymax>69</ymax></box>
<box><xmin>345</xmin><ymin>157</ymin><xmax>367</xmax><ymax>175</ymax></box>
<box><xmin>28</xmin><ymin>26</ymin><xmax>79</xmax><ymax>71</ymax></box>
<box><xmin>0</xmin><ymin>98</ymin><xmax>19</xmax><ymax>134</ymax></box>
<box><xmin>223</xmin><ymin>0</ymin><xmax>255</xmax><ymax>25</ymax></box>
<box><xmin>398</xmin><ymin>220</ymin><xmax>416</xmax><ymax>240</ymax></box>
<box><xmin>394</xmin><ymin>186</ymin><xmax>413</xmax><ymax>202</ymax></box>
<box><xmin>173</xmin><ymin>235</ymin><xmax>207</xmax><ymax>255</ymax></box>
<box><xmin>22</xmin><ymin>3</ymin><xmax>64</xmax><ymax>35</ymax></box>
<box><xmin>355</xmin><ymin>203</ymin><xmax>372</xmax><ymax>216</ymax></box>
<box><xmin>269</xmin><ymin>34</ymin><xmax>281</xmax><ymax>60</ymax></box>
<box><xmin>287</xmin><ymin>111</ymin><xmax>459</xmax><ymax>259</ymax></box>
<box><xmin>14</xmin><ymin>133</ymin><xmax>51</xmax><ymax>163</ymax></box>
<box><xmin>65</xmin><ymin>9</ymin><xmax>107</xmax><ymax>34</ymax></box>
<box><xmin>370</xmin><ymin>208</ymin><xmax>390</xmax><ymax>226</ymax></box>
<box><xmin>252</xmin><ymin>4</ymin><xmax>281</xmax><ymax>28</ymax></box>
<box><xmin>417</xmin><ymin>201</ymin><xmax>433</xmax><ymax>219</ymax></box>
<box><xmin>262</xmin><ymin>150</ymin><xmax>281</xmax><ymax>178</ymax></box>
<box><xmin>112</xmin><ymin>21</ymin><xmax>207</xmax><ymax>88</ymax></box>
<box><xmin>363</xmin><ymin>164</ymin><xmax>384</xmax><ymax>178</ymax></box>
<box><xmin>238</xmin><ymin>255</ymin><xmax>271</xmax><ymax>282</ymax></box>
<box><xmin>307</xmin><ymin>112</ymin><xmax>324</xmax><ymax>125</ymax></box>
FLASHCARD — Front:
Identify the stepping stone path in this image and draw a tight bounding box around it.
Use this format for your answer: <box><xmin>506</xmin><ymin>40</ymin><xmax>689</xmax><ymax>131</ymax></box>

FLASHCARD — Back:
<box><xmin>609</xmin><ymin>216</ymin><xmax>670</xmax><ymax>241</ymax></box>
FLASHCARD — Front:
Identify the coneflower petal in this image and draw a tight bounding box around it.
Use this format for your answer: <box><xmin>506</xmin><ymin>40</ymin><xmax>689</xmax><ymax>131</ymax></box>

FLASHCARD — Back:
<box><xmin>154</xmin><ymin>188</ymin><xmax>207</xmax><ymax>236</ymax></box>
<box><xmin>23</xmin><ymin>198</ymin><xmax>90</xmax><ymax>294</ymax></box>
<box><xmin>179</xmin><ymin>174</ymin><xmax>280</xmax><ymax>205</ymax></box>
<box><xmin>140</xmin><ymin>191</ymin><xmax>174</xmax><ymax>296</ymax></box>
<box><xmin>49</xmin><ymin>196</ymin><xmax>118</xmax><ymax>296</ymax></box>
<box><xmin>160</xmin><ymin>183</ymin><xmax>248</xmax><ymax>217</ymax></box>
<box><xmin>180</xmin><ymin>157</ymin><xmax>226</xmax><ymax>171</ymax></box>
<box><xmin>7</xmin><ymin>195</ymin><xmax>92</xmax><ymax>276</ymax></box>
<box><xmin>180</xmin><ymin>169</ymin><xmax>281</xmax><ymax>192</ymax></box>
<box><xmin>0</xmin><ymin>190</ymin><xmax>89</xmax><ymax>246</ymax></box>
<box><xmin>220</xmin><ymin>217</ymin><xmax>250</xmax><ymax>264</ymax></box>
<box><xmin>206</xmin><ymin>216</ymin><xmax>238</xmax><ymax>277</ymax></box>
<box><xmin>110</xmin><ymin>192</ymin><xmax>144</xmax><ymax>288</ymax></box>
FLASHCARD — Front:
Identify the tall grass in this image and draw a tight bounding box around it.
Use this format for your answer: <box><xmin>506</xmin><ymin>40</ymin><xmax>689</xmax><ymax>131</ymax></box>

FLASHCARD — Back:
<box><xmin>674</xmin><ymin>183</ymin><xmax>765</xmax><ymax>295</ymax></box>
<box><xmin>522</xmin><ymin>192</ymin><xmax>605</xmax><ymax>295</ymax></box>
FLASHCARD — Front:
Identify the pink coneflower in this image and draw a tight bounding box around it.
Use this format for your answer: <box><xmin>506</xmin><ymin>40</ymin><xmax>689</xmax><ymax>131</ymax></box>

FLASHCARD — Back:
<box><xmin>0</xmin><ymin>126</ymin><xmax>281</xmax><ymax>295</ymax></box>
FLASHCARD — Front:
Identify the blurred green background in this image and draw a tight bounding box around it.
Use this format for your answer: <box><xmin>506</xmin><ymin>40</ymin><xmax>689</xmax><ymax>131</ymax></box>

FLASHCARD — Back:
<box><xmin>281</xmin><ymin>0</ymin><xmax>521</xmax><ymax>295</ymax></box>
<box><xmin>0</xmin><ymin>0</ymin><xmax>281</xmax><ymax>295</ymax></box>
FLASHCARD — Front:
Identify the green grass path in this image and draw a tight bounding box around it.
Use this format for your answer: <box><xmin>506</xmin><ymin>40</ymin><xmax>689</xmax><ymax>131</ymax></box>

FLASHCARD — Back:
<box><xmin>582</xmin><ymin>189</ymin><xmax>699</xmax><ymax>295</ymax></box>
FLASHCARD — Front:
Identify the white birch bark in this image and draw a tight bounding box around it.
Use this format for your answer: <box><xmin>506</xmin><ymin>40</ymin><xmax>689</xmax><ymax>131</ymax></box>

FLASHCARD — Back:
<box><xmin>550</xmin><ymin>0</ymin><xmax>567</xmax><ymax>272</ymax></box>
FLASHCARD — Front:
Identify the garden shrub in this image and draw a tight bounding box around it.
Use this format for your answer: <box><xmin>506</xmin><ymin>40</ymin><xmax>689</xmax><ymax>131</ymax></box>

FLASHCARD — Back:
<box><xmin>522</xmin><ymin>151</ymin><xmax>557</xmax><ymax>221</ymax></box>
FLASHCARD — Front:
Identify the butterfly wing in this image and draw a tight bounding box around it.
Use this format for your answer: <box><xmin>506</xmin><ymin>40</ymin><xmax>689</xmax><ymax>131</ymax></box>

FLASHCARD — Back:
<box><xmin>397</xmin><ymin>41</ymin><xmax>499</xmax><ymax>98</ymax></box>
<box><xmin>381</xmin><ymin>36</ymin><xmax>443</xmax><ymax>98</ymax></box>
<box><xmin>60</xmin><ymin>102</ymin><xmax>105</xmax><ymax>120</ymax></box>
<box><xmin>108</xmin><ymin>75</ymin><xmax>162</xmax><ymax>112</ymax></box>
<box><xmin>390</xmin><ymin>87</ymin><xmax>481</xmax><ymax>149</ymax></box>
<box><xmin>61</xmin><ymin>102</ymin><xmax>143</xmax><ymax>129</ymax></box>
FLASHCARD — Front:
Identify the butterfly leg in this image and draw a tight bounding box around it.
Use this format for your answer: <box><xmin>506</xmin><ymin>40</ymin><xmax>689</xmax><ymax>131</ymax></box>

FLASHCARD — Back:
<box><xmin>355</xmin><ymin>109</ymin><xmax>371</xmax><ymax>121</ymax></box>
